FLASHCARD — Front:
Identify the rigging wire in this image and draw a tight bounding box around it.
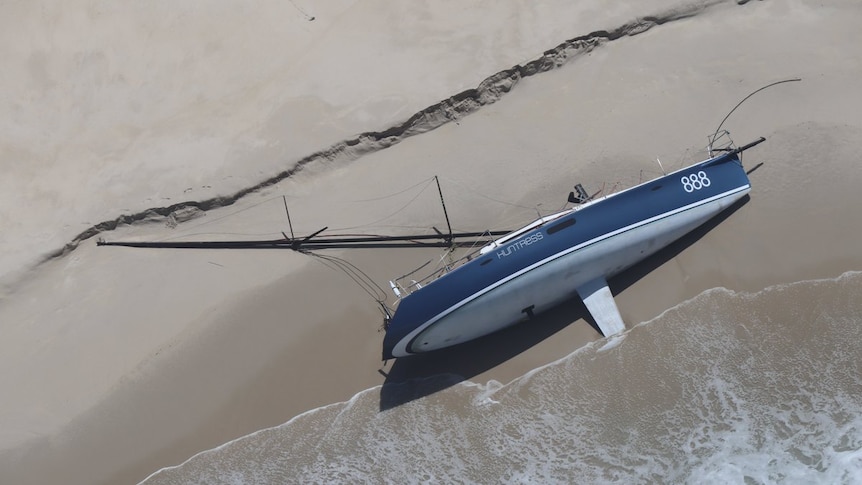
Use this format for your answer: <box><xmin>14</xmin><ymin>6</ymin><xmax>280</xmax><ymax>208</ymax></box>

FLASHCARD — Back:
<box><xmin>433</xmin><ymin>175</ymin><xmax>549</xmax><ymax>233</ymax></box>
<box><xmin>161</xmin><ymin>175</ymin><xmax>528</xmax><ymax>241</ymax></box>
<box><xmin>169</xmin><ymin>178</ymin><xmax>440</xmax><ymax>240</ymax></box>
<box><xmin>324</xmin><ymin>178</ymin><xmax>438</xmax><ymax>232</ymax></box>
<box><xmin>437</xmin><ymin>175</ymin><xmax>536</xmax><ymax>211</ymax></box>
<box><xmin>177</xmin><ymin>177</ymin><xmax>439</xmax><ymax>236</ymax></box>
<box><xmin>345</xmin><ymin>176</ymin><xmax>437</xmax><ymax>202</ymax></box>
<box><xmin>161</xmin><ymin>231</ymin><xmax>289</xmax><ymax>240</ymax></box>
<box><xmin>160</xmin><ymin>195</ymin><xmax>291</xmax><ymax>241</ymax></box>
<box><xmin>305</xmin><ymin>251</ymin><xmax>388</xmax><ymax>304</ymax></box>
<box><xmin>393</xmin><ymin>259</ymin><xmax>433</xmax><ymax>282</ymax></box>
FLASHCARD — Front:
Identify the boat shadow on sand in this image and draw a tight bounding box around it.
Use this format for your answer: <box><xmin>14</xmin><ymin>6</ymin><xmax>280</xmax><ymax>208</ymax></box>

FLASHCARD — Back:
<box><xmin>379</xmin><ymin>194</ymin><xmax>750</xmax><ymax>412</ymax></box>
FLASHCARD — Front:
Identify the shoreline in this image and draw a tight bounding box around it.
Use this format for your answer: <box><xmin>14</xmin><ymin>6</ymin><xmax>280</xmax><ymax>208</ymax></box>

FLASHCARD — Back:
<box><xmin>2</xmin><ymin>1</ymin><xmax>862</xmax><ymax>484</ymax></box>
<box><xmin>7</xmin><ymin>120</ymin><xmax>862</xmax><ymax>485</ymax></box>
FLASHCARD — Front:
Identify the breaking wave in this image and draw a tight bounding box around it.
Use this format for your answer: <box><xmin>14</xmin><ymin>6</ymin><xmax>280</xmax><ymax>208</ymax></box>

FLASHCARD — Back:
<box><xmin>143</xmin><ymin>272</ymin><xmax>862</xmax><ymax>484</ymax></box>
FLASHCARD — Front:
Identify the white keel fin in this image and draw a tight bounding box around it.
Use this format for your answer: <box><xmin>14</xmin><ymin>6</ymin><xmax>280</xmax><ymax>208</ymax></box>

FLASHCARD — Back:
<box><xmin>576</xmin><ymin>277</ymin><xmax>626</xmax><ymax>337</ymax></box>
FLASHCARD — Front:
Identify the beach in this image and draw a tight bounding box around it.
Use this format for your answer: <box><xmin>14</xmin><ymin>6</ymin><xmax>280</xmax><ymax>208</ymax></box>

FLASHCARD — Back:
<box><xmin>2</xmin><ymin>1</ymin><xmax>861</xmax><ymax>483</ymax></box>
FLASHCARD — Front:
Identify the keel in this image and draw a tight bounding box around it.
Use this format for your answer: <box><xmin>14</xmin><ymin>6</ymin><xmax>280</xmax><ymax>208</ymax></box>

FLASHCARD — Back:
<box><xmin>577</xmin><ymin>277</ymin><xmax>626</xmax><ymax>337</ymax></box>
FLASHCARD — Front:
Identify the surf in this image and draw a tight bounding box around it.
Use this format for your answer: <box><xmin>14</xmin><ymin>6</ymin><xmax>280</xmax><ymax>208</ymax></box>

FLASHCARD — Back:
<box><xmin>142</xmin><ymin>272</ymin><xmax>862</xmax><ymax>484</ymax></box>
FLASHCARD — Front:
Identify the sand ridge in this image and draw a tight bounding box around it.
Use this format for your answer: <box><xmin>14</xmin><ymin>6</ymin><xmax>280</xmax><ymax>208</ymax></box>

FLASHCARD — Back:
<box><xmin>2</xmin><ymin>1</ymin><xmax>862</xmax><ymax>484</ymax></box>
<box><xmin>2</xmin><ymin>0</ymin><xmax>733</xmax><ymax>291</ymax></box>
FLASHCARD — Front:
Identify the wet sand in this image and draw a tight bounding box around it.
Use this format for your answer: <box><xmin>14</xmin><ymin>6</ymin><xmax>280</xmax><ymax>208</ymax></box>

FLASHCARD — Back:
<box><xmin>1</xmin><ymin>1</ymin><xmax>861</xmax><ymax>484</ymax></box>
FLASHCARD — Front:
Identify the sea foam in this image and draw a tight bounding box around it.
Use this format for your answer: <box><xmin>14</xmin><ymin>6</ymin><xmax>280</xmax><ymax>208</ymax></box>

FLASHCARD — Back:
<box><xmin>143</xmin><ymin>272</ymin><xmax>862</xmax><ymax>484</ymax></box>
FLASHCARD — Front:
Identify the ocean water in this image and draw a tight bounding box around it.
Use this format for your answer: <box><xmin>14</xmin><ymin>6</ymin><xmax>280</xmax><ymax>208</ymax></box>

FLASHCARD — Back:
<box><xmin>143</xmin><ymin>272</ymin><xmax>862</xmax><ymax>484</ymax></box>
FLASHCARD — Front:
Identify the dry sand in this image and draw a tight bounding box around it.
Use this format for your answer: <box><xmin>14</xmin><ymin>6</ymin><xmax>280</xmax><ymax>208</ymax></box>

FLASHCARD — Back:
<box><xmin>1</xmin><ymin>1</ymin><xmax>861</xmax><ymax>484</ymax></box>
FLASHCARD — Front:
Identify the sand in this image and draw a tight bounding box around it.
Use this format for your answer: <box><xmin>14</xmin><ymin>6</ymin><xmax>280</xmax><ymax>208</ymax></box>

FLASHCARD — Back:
<box><xmin>1</xmin><ymin>1</ymin><xmax>861</xmax><ymax>483</ymax></box>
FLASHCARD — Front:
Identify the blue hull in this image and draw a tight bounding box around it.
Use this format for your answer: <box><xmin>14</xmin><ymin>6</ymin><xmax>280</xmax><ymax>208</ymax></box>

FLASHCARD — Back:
<box><xmin>383</xmin><ymin>151</ymin><xmax>751</xmax><ymax>359</ymax></box>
